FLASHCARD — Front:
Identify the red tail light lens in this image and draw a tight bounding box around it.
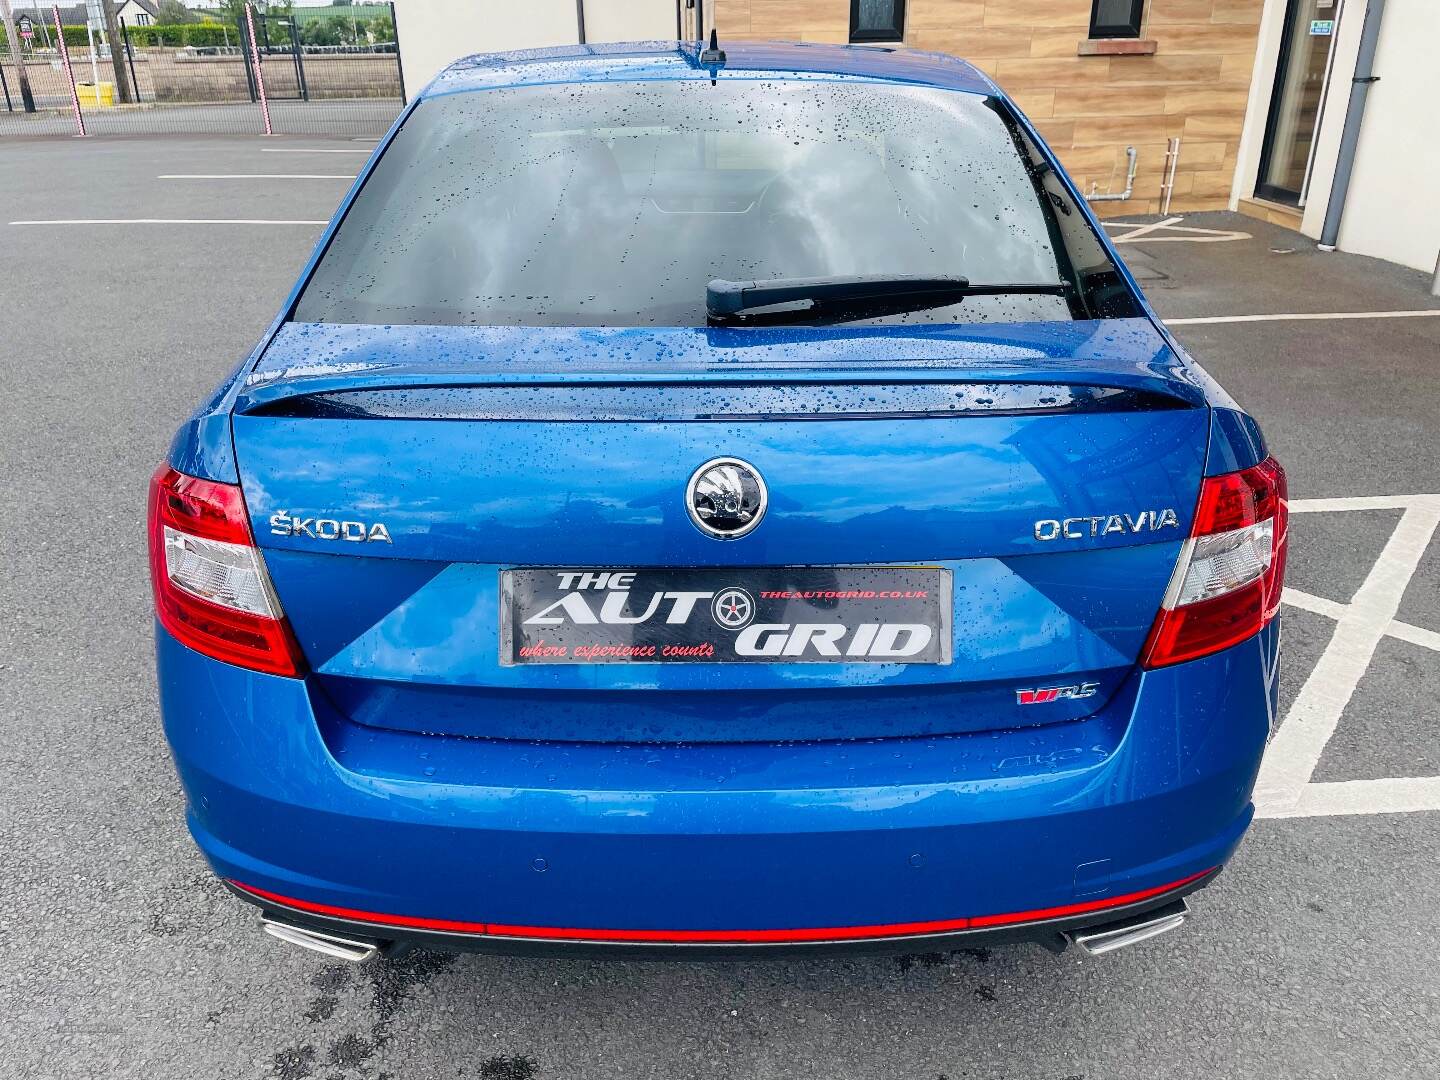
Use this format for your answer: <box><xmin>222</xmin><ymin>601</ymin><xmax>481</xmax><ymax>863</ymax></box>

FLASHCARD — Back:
<box><xmin>148</xmin><ymin>465</ymin><xmax>305</xmax><ymax>677</ymax></box>
<box><xmin>1142</xmin><ymin>457</ymin><xmax>1288</xmax><ymax>668</ymax></box>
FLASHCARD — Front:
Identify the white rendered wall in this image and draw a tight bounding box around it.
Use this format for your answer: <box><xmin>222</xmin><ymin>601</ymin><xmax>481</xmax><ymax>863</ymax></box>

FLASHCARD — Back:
<box><xmin>393</xmin><ymin>0</ymin><xmax>579</xmax><ymax>99</ymax></box>
<box><xmin>394</xmin><ymin>0</ymin><xmax>682</xmax><ymax>100</ymax></box>
<box><xmin>1332</xmin><ymin>0</ymin><xmax>1440</xmax><ymax>273</ymax></box>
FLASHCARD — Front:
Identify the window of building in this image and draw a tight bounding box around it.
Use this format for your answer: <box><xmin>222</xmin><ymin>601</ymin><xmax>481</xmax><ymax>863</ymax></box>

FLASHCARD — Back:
<box><xmin>136</xmin><ymin>12</ymin><xmax>151</xmax><ymax>24</ymax></box>
<box><xmin>849</xmin><ymin>0</ymin><xmax>905</xmax><ymax>43</ymax></box>
<box><xmin>1089</xmin><ymin>0</ymin><xmax>1144</xmax><ymax>39</ymax></box>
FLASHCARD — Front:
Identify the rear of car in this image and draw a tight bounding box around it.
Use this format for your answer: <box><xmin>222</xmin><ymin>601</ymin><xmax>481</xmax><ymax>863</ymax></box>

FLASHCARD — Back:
<box><xmin>151</xmin><ymin>42</ymin><xmax>1285</xmax><ymax>958</ymax></box>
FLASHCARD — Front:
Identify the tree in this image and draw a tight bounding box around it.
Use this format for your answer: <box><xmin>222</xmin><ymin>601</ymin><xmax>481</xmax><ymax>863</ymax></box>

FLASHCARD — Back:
<box><xmin>324</xmin><ymin>12</ymin><xmax>356</xmax><ymax>44</ymax></box>
<box><xmin>367</xmin><ymin>13</ymin><xmax>393</xmax><ymax>43</ymax></box>
<box><xmin>0</xmin><ymin>0</ymin><xmax>37</xmax><ymax>111</ymax></box>
<box><xmin>217</xmin><ymin>0</ymin><xmax>289</xmax><ymax>23</ymax></box>
<box><xmin>300</xmin><ymin>17</ymin><xmax>338</xmax><ymax>46</ymax></box>
<box><xmin>155</xmin><ymin>0</ymin><xmax>195</xmax><ymax>24</ymax></box>
<box><xmin>102</xmin><ymin>0</ymin><xmax>134</xmax><ymax>103</ymax></box>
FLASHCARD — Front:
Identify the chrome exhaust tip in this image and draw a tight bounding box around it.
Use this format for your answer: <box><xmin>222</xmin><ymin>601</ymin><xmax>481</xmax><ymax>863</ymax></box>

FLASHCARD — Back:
<box><xmin>1068</xmin><ymin>899</ymin><xmax>1188</xmax><ymax>956</ymax></box>
<box><xmin>261</xmin><ymin>916</ymin><xmax>381</xmax><ymax>963</ymax></box>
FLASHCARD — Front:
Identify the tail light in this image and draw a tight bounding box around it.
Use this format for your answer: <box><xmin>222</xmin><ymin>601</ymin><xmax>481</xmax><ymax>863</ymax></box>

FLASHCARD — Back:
<box><xmin>148</xmin><ymin>465</ymin><xmax>305</xmax><ymax>677</ymax></box>
<box><xmin>1142</xmin><ymin>457</ymin><xmax>1288</xmax><ymax>668</ymax></box>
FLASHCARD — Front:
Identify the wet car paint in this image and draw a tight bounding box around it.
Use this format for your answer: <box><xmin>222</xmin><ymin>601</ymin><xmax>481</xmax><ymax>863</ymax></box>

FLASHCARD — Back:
<box><xmin>155</xmin><ymin>40</ymin><xmax>1278</xmax><ymax>946</ymax></box>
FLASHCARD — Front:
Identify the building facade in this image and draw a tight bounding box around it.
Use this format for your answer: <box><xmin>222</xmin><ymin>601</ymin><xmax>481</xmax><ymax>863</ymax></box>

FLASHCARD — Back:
<box><xmin>712</xmin><ymin>0</ymin><xmax>1265</xmax><ymax>218</ymax></box>
<box><xmin>1236</xmin><ymin>0</ymin><xmax>1437</xmax><ymax>273</ymax></box>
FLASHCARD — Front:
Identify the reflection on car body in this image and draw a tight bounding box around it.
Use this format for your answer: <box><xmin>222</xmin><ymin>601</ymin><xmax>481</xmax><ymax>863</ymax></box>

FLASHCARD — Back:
<box><xmin>150</xmin><ymin>40</ymin><xmax>1285</xmax><ymax>961</ymax></box>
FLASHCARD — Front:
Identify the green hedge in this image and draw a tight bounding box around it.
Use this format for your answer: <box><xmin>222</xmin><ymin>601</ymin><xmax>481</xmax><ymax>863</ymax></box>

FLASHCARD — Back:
<box><xmin>0</xmin><ymin>23</ymin><xmax>239</xmax><ymax>48</ymax></box>
<box><xmin>5</xmin><ymin>19</ymin><xmax>396</xmax><ymax>49</ymax></box>
<box><xmin>0</xmin><ymin>26</ymin><xmax>74</xmax><ymax>47</ymax></box>
<box><xmin>120</xmin><ymin>23</ymin><xmax>238</xmax><ymax>47</ymax></box>
<box><xmin>4</xmin><ymin>19</ymin><xmax>391</xmax><ymax>49</ymax></box>
<box><xmin>0</xmin><ymin>26</ymin><xmax>109</xmax><ymax>47</ymax></box>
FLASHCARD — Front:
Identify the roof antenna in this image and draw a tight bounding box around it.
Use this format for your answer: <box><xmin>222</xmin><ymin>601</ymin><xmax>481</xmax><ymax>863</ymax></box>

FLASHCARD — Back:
<box><xmin>700</xmin><ymin>27</ymin><xmax>726</xmax><ymax>83</ymax></box>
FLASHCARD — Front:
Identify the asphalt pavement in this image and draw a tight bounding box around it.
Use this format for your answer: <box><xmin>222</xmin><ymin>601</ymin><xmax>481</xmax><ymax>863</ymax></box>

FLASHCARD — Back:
<box><xmin>2</xmin><ymin>136</ymin><xmax>1438</xmax><ymax>1080</ymax></box>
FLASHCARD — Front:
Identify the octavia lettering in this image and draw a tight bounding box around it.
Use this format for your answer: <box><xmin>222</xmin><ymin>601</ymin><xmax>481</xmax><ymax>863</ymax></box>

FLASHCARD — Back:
<box><xmin>1032</xmin><ymin>508</ymin><xmax>1179</xmax><ymax>542</ymax></box>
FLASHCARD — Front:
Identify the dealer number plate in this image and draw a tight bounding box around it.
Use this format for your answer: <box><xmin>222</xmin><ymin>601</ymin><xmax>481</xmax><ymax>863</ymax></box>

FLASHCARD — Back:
<box><xmin>500</xmin><ymin>566</ymin><xmax>952</xmax><ymax>665</ymax></box>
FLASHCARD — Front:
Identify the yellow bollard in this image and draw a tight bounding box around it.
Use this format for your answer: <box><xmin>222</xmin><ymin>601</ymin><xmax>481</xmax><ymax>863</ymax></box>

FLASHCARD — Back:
<box><xmin>75</xmin><ymin>81</ymin><xmax>116</xmax><ymax>107</ymax></box>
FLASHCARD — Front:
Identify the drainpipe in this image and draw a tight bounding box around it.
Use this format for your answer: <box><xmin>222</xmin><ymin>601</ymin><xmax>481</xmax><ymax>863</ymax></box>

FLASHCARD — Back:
<box><xmin>1159</xmin><ymin>137</ymin><xmax>1181</xmax><ymax>216</ymax></box>
<box><xmin>1085</xmin><ymin>146</ymin><xmax>1137</xmax><ymax>203</ymax></box>
<box><xmin>1318</xmin><ymin>0</ymin><xmax>1387</xmax><ymax>249</ymax></box>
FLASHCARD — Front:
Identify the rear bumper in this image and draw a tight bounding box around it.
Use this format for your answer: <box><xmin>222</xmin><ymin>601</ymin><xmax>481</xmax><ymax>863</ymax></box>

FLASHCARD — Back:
<box><xmin>158</xmin><ymin>619</ymin><xmax>1278</xmax><ymax>955</ymax></box>
<box><xmin>225</xmin><ymin>870</ymin><xmax>1218</xmax><ymax>959</ymax></box>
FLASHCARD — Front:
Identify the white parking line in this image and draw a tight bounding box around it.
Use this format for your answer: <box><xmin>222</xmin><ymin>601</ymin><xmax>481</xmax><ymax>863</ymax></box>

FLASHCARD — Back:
<box><xmin>1106</xmin><ymin>216</ymin><xmax>1182</xmax><ymax>243</ymax></box>
<box><xmin>1286</xmin><ymin>587</ymin><xmax>1440</xmax><ymax>651</ymax></box>
<box><xmin>1265</xmin><ymin>777</ymin><xmax>1440</xmax><ymax>819</ymax></box>
<box><xmin>1388</xmin><ymin>621</ymin><xmax>1440</xmax><ymax>653</ymax></box>
<box><xmin>1170</xmin><ymin>310</ymin><xmax>1440</xmax><ymax>326</ymax></box>
<box><xmin>9</xmin><ymin>219</ymin><xmax>328</xmax><ymax>226</ymax></box>
<box><xmin>1105</xmin><ymin>217</ymin><xmax>1253</xmax><ymax>244</ymax></box>
<box><xmin>158</xmin><ymin>174</ymin><xmax>355</xmax><ymax>180</ymax></box>
<box><xmin>1282</xmin><ymin>587</ymin><xmax>1348</xmax><ymax>621</ymax></box>
<box><xmin>260</xmin><ymin>148</ymin><xmax>372</xmax><ymax>154</ymax></box>
<box><xmin>1256</xmin><ymin>493</ymin><xmax>1440</xmax><ymax>819</ymax></box>
<box><xmin>1291</xmin><ymin>495</ymin><xmax>1433</xmax><ymax>512</ymax></box>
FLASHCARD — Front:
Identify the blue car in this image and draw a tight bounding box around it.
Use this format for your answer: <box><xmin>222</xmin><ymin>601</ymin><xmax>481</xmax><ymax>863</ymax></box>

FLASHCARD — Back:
<box><xmin>150</xmin><ymin>39</ymin><xmax>1287</xmax><ymax>962</ymax></box>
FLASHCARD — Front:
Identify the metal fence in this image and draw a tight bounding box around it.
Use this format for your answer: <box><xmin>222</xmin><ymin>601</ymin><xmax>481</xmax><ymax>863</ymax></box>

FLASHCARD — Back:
<box><xmin>0</xmin><ymin>2</ymin><xmax>402</xmax><ymax>138</ymax></box>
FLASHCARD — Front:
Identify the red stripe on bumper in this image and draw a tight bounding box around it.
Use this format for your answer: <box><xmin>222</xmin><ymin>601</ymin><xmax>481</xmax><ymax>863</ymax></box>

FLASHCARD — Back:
<box><xmin>231</xmin><ymin>868</ymin><xmax>1213</xmax><ymax>945</ymax></box>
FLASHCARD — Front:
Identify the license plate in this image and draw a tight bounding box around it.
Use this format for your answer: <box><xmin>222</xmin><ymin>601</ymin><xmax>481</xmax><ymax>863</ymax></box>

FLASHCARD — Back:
<box><xmin>500</xmin><ymin>567</ymin><xmax>952</xmax><ymax>665</ymax></box>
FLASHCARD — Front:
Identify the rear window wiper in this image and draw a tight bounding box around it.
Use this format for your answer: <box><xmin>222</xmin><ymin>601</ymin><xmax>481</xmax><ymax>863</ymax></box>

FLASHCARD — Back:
<box><xmin>706</xmin><ymin>275</ymin><xmax>1071</xmax><ymax>325</ymax></box>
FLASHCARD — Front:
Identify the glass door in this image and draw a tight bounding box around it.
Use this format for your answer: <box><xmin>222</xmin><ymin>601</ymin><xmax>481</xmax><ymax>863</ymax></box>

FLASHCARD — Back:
<box><xmin>1256</xmin><ymin>0</ymin><xmax>1339</xmax><ymax>205</ymax></box>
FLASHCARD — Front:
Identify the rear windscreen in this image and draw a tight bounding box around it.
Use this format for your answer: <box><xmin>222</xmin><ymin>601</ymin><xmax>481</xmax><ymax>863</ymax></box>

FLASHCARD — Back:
<box><xmin>294</xmin><ymin>79</ymin><xmax>1136</xmax><ymax>328</ymax></box>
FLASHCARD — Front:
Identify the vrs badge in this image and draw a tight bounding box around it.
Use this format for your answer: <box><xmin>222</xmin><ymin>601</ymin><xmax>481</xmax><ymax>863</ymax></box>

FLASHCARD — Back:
<box><xmin>1016</xmin><ymin>682</ymin><xmax>1100</xmax><ymax>705</ymax></box>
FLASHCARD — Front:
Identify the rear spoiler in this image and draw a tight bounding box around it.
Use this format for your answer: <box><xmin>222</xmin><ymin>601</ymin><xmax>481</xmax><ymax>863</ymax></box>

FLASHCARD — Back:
<box><xmin>242</xmin><ymin>379</ymin><xmax>1193</xmax><ymax>422</ymax></box>
<box><xmin>234</xmin><ymin>320</ymin><xmax>1208</xmax><ymax>415</ymax></box>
